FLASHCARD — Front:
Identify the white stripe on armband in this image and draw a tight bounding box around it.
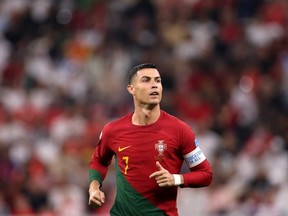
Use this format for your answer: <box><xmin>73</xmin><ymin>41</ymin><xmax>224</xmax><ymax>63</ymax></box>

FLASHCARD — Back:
<box><xmin>173</xmin><ymin>174</ymin><xmax>182</xmax><ymax>186</ymax></box>
<box><xmin>184</xmin><ymin>146</ymin><xmax>206</xmax><ymax>168</ymax></box>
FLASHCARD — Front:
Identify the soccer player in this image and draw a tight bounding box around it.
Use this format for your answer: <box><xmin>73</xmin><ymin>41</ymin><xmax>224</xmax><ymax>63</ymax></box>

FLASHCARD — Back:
<box><xmin>88</xmin><ymin>63</ymin><xmax>213</xmax><ymax>216</ymax></box>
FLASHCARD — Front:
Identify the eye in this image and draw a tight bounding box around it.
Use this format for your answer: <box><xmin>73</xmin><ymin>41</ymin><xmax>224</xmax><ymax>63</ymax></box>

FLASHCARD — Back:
<box><xmin>141</xmin><ymin>77</ymin><xmax>150</xmax><ymax>83</ymax></box>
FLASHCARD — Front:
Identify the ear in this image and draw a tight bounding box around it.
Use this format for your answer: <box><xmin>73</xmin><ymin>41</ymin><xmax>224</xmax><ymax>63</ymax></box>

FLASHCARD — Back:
<box><xmin>127</xmin><ymin>85</ymin><xmax>134</xmax><ymax>95</ymax></box>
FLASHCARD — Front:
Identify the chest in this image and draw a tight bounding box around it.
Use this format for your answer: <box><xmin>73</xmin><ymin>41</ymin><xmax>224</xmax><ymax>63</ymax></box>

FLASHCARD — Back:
<box><xmin>112</xmin><ymin>129</ymin><xmax>180</xmax><ymax>164</ymax></box>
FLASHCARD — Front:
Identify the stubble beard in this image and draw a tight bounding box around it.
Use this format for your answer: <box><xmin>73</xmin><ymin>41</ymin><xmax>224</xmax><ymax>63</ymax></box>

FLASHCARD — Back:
<box><xmin>138</xmin><ymin>98</ymin><xmax>160</xmax><ymax>110</ymax></box>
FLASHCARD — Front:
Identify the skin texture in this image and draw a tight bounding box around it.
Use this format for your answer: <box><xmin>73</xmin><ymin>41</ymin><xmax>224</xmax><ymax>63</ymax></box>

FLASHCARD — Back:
<box><xmin>149</xmin><ymin>161</ymin><xmax>177</xmax><ymax>187</ymax></box>
<box><xmin>88</xmin><ymin>68</ymin><xmax>183</xmax><ymax>206</ymax></box>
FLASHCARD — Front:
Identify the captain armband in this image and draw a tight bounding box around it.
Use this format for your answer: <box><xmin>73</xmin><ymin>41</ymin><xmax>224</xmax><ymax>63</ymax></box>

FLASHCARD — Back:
<box><xmin>184</xmin><ymin>146</ymin><xmax>206</xmax><ymax>168</ymax></box>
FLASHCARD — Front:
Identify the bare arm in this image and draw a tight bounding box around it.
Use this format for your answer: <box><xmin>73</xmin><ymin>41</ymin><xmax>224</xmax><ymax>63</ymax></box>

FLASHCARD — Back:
<box><xmin>88</xmin><ymin>180</ymin><xmax>105</xmax><ymax>206</ymax></box>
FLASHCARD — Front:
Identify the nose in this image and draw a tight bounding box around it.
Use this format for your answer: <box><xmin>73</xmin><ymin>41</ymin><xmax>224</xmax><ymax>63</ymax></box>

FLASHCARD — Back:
<box><xmin>151</xmin><ymin>82</ymin><xmax>158</xmax><ymax>88</ymax></box>
<box><xmin>151</xmin><ymin>79</ymin><xmax>159</xmax><ymax>88</ymax></box>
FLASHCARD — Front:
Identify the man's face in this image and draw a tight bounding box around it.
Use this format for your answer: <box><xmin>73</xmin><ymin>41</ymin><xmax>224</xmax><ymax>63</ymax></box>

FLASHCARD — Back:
<box><xmin>128</xmin><ymin>68</ymin><xmax>163</xmax><ymax>106</ymax></box>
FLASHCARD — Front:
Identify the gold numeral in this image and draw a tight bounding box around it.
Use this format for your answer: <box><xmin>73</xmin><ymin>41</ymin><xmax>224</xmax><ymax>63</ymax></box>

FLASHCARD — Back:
<box><xmin>122</xmin><ymin>156</ymin><xmax>129</xmax><ymax>174</ymax></box>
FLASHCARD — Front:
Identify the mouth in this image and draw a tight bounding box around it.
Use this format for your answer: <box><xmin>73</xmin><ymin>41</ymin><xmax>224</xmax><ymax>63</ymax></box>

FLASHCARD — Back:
<box><xmin>149</xmin><ymin>92</ymin><xmax>159</xmax><ymax>96</ymax></box>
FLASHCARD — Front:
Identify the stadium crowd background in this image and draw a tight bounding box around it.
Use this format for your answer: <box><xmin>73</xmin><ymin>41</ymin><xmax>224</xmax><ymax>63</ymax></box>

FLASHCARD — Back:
<box><xmin>0</xmin><ymin>0</ymin><xmax>287</xmax><ymax>215</ymax></box>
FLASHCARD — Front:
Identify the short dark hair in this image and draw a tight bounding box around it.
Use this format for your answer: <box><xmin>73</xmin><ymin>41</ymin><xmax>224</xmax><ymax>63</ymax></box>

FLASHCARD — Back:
<box><xmin>127</xmin><ymin>63</ymin><xmax>157</xmax><ymax>84</ymax></box>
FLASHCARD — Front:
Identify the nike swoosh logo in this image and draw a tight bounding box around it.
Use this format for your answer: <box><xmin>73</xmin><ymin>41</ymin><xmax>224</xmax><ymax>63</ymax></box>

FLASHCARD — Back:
<box><xmin>118</xmin><ymin>145</ymin><xmax>131</xmax><ymax>152</ymax></box>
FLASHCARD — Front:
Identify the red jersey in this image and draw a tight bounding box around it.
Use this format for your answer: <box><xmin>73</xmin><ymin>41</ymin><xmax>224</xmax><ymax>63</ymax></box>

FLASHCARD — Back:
<box><xmin>89</xmin><ymin>110</ymin><xmax>212</xmax><ymax>216</ymax></box>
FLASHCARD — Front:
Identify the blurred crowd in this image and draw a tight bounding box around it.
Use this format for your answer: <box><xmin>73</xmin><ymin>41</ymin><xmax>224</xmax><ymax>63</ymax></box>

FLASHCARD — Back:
<box><xmin>0</xmin><ymin>0</ymin><xmax>288</xmax><ymax>215</ymax></box>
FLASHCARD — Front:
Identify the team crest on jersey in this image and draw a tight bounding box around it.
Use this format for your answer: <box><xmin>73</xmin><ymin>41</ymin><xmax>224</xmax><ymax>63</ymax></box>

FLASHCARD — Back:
<box><xmin>155</xmin><ymin>140</ymin><xmax>167</xmax><ymax>161</ymax></box>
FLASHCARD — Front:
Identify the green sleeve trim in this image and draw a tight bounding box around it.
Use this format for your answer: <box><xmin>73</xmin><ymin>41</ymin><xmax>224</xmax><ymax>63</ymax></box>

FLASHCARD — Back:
<box><xmin>89</xmin><ymin>169</ymin><xmax>103</xmax><ymax>186</ymax></box>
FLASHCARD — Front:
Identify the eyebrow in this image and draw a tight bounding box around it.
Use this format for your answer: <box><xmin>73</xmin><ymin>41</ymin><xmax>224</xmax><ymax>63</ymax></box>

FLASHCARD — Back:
<box><xmin>140</xmin><ymin>76</ymin><xmax>161</xmax><ymax>80</ymax></box>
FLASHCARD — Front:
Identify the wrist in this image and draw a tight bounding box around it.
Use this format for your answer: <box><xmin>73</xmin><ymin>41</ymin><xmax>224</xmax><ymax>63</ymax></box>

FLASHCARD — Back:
<box><xmin>89</xmin><ymin>180</ymin><xmax>100</xmax><ymax>192</ymax></box>
<box><xmin>173</xmin><ymin>174</ymin><xmax>183</xmax><ymax>186</ymax></box>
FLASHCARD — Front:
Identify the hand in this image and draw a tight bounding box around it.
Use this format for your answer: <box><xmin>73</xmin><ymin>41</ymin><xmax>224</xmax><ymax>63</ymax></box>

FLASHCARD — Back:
<box><xmin>149</xmin><ymin>161</ymin><xmax>175</xmax><ymax>187</ymax></box>
<box><xmin>88</xmin><ymin>181</ymin><xmax>105</xmax><ymax>207</ymax></box>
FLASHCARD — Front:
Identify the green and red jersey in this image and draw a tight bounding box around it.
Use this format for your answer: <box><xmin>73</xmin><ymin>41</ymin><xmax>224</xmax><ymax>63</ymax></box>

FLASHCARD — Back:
<box><xmin>89</xmin><ymin>110</ymin><xmax>212</xmax><ymax>216</ymax></box>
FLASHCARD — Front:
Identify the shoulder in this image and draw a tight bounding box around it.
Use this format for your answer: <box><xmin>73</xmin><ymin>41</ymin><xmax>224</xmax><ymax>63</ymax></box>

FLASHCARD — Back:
<box><xmin>102</xmin><ymin>113</ymin><xmax>132</xmax><ymax>136</ymax></box>
<box><xmin>160</xmin><ymin>111</ymin><xmax>196</xmax><ymax>139</ymax></box>
<box><xmin>161</xmin><ymin>110</ymin><xmax>192</xmax><ymax>129</ymax></box>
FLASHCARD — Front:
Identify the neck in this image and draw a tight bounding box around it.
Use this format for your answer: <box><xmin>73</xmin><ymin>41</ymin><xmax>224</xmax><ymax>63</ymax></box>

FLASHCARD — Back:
<box><xmin>132</xmin><ymin>104</ymin><xmax>161</xmax><ymax>126</ymax></box>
